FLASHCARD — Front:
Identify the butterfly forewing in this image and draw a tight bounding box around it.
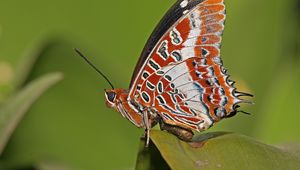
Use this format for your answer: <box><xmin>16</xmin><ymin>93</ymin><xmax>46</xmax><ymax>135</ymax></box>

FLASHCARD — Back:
<box><xmin>129</xmin><ymin>0</ymin><xmax>207</xmax><ymax>87</ymax></box>
<box><xmin>127</xmin><ymin>0</ymin><xmax>242</xmax><ymax>132</ymax></box>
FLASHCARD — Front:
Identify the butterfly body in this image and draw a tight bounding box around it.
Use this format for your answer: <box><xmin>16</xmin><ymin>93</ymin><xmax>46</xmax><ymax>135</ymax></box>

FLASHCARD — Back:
<box><xmin>104</xmin><ymin>0</ymin><xmax>251</xmax><ymax>143</ymax></box>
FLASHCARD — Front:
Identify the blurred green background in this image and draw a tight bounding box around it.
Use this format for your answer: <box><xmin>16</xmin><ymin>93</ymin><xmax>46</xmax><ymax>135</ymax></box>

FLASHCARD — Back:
<box><xmin>0</xmin><ymin>0</ymin><xmax>300</xmax><ymax>169</ymax></box>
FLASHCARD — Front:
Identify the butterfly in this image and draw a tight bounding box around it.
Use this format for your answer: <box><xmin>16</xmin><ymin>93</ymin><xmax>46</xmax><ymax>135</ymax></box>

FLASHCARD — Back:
<box><xmin>76</xmin><ymin>0</ymin><xmax>252</xmax><ymax>146</ymax></box>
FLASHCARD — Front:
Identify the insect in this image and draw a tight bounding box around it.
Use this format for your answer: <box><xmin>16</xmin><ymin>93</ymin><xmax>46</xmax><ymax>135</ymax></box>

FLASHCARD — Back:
<box><xmin>76</xmin><ymin>0</ymin><xmax>252</xmax><ymax>146</ymax></box>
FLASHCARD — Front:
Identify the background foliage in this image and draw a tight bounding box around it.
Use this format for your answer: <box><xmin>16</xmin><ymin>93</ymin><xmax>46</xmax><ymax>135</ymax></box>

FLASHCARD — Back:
<box><xmin>0</xmin><ymin>0</ymin><xmax>300</xmax><ymax>169</ymax></box>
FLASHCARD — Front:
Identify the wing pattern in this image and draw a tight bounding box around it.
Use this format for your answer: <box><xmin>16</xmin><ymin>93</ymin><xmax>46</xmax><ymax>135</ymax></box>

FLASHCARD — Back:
<box><xmin>129</xmin><ymin>0</ymin><xmax>242</xmax><ymax>131</ymax></box>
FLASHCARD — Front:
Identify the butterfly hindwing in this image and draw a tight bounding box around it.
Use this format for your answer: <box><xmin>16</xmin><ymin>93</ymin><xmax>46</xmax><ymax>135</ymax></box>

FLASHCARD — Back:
<box><xmin>129</xmin><ymin>0</ymin><xmax>241</xmax><ymax>131</ymax></box>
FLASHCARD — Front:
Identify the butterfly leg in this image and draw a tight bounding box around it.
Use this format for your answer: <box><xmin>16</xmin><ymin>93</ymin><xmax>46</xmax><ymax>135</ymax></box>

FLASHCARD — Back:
<box><xmin>159</xmin><ymin>119</ymin><xmax>194</xmax><ymax>142</ymax></box>
<box><xmin>143</xmin><ymin>110</ymin><xmax>151</xmax><ymax>147</ymax></box>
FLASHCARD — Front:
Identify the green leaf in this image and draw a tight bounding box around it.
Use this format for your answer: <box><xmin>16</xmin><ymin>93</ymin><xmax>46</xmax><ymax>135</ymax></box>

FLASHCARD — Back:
<box><xmin>137</xmin><ymin>130</ymin><xmax>300</xmax><ymax>170</ymax></box>
<box><xmin>277</xmin><ymin>143</ymin><xmax>300</xmax><ymax>159</ymax></box>
<box><xmin>135</xmin><ymin>137</ymin><xmax>169</xmax><ymax>170</ymax></box>
<box><xmin>12</xmin><ymin>39</ymin><xmax>56</xmax><ymax>90</ymax></box>
<box><xmin>0</xmin><ymin>61</ymin><xmax>14</xmax><ymax>103</ymax></box>
<box><xmin>0</xmin><ymin>72</ymin><xmax>63</xmax><ymax>154</ymax></box>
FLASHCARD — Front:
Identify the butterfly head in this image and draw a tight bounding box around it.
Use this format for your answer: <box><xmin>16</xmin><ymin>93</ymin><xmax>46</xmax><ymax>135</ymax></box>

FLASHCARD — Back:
<box><xmin>105</xmin><ymin>89</ymin><xmax>145</xmax><ymax>128</ymax></box>
<box><xmin>105</xmin><ymin>89</ymin><xmax>118</xmax><ymax>108</ymax></box>
<box><xmin>104</xmin><ymin>89</ymin><xmax>129</xmax><ymax>108</ymax></box>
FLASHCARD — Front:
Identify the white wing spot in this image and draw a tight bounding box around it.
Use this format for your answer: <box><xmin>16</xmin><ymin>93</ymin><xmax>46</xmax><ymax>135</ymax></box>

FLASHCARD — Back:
<box><xmin>180</xmin><ymin>0</ymin><xmax>188</xmax><ymax>8</ymax></box>
<box><xmin>189</xmin><ymin>10</ymin><xmax>201</xmax><ymax>28</ymax></box>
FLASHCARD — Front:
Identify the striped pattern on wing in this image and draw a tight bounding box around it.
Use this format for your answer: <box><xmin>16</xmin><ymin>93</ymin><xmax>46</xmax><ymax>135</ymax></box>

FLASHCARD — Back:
<box><xmin>129</xmin><ymin>0</ymin><xmax>240</xmax><ymax>131</ymax></box>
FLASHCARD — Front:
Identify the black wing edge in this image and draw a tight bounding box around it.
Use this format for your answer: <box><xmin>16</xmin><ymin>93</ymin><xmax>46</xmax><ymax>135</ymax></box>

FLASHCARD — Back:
<box><xmin>129</xmin><ymin>0</ymin><xmax>205</xmax><ymax>87</ymax></box>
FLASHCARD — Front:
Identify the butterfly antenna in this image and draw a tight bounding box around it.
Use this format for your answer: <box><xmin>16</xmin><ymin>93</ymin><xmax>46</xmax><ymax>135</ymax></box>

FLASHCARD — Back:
<box><xmin>74</xmin><ymin>48</ymin><xmax>115</xmax><ymax>89</ymax></box>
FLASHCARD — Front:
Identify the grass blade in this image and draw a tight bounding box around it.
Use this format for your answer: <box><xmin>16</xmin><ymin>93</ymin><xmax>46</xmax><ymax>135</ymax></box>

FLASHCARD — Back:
<box><xmin>0</xmin><ymin>72</ymin><xmax>63</xmax><ymax>154</ymax></box>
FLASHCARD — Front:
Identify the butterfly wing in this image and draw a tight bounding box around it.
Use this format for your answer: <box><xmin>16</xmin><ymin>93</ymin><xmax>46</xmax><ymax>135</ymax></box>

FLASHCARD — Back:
<box><xmin>129</xmin><ymin>0</ymin><xmax>205</xmax><ymax>87</ymax></box>
<box><xmin>129</xmin><ymin>0</ymin><xmax>244</xmax><ymax>131</ymax></box>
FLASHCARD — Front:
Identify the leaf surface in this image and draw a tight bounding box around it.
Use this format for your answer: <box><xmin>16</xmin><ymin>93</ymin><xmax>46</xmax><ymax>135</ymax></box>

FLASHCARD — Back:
<box><xmin>136</xmin><ymin>130</ymin><xmax>300</xmax><ymax>170</ymax></box>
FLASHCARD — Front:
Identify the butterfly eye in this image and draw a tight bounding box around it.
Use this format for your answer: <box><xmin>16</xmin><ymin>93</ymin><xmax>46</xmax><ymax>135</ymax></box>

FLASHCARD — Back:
<box><xmin>106</xmin><ymin>92</ymin><xmax>116</xmax><ymax>103</ymax></box>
